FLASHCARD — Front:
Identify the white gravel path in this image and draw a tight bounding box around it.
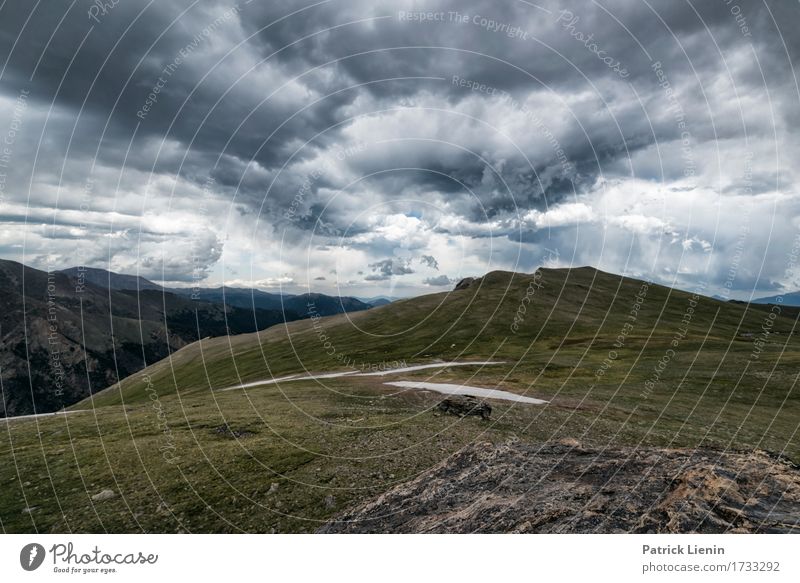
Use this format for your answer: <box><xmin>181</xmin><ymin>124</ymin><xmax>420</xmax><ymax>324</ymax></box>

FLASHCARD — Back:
<box><xmin>384</xmin><ymin>381</ymin><xmax>548</xmax><ymax>404</ymax></box>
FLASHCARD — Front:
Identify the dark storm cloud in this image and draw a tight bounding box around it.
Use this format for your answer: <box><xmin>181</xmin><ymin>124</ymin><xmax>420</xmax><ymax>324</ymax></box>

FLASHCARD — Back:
<box><xmin>238</xmin><ymin>0</ymin><xmax>741</xmax><ymax>95</ymax></box>
<box><xmin>0</xmin><ymin>1</ymin><xmax>352</xmax><ymax>188</ymax></box>
<box><xmin>230</xmin><ymin>0</ymin><xmax>783</xmax><ymax>230</ymax></box>
<box><xmin>0</xmin><ymin>1</ymin><xmax>785</xmax><ymax>193</ymax></box>
<box><xmin>419</xmin><ymin>255</ymin><xmax>439</xmax><ymax>270</ymax></box>
<box><xmin>423</xmin><ymin>274</ymin><xmax>454</xmax><ymax>286</ymax></box>
<box><xmin>365</xmin><ymin>257</ymin><xmax>414</xmax><ymax>280</ymax></box>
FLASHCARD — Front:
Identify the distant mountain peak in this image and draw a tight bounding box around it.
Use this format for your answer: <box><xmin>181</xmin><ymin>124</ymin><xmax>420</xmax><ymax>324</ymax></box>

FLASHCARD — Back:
<box><xmin>752</xmin><ymin>290</ymin><xmax>800</xmax><ymax>307</ymax></box>
<box><xmin>59</xmin><ymin>266</ymin><xmax>163</xmax><ymax>291</ymax></box>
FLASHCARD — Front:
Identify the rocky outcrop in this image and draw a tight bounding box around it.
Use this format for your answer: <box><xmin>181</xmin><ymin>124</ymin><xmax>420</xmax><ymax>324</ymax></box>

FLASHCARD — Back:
<box><xmin>319</xmin><ymin>440</ymin><xmax>800</xmax><ymax>533</ymax></box>
<box><xmin>436</xmin><ymin>396</ymin><xmax>491</xmax><ymax>420</ymax></box>
<box><xmin>453</xmin><ymin>277</ymin><xmax>476</xmax><ymax>291</ymax></box>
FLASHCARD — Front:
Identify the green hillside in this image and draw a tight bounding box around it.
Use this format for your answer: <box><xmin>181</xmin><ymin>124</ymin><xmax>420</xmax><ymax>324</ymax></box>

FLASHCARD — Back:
<box><xmin>2</xmin><ymin>267</ymin><xmax>798</xmax><ymax>533</ymax></box>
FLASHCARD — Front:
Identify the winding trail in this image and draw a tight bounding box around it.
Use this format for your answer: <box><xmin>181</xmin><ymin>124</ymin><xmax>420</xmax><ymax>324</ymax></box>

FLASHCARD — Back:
<box><xmin>0</xmin><ymin>410</ymin><xmax>88</xmax><ymax>423</ymax></box>
<box><xmin>217</xmin><ymin>361</ymin><xmax>505</xmax><ymax>392</ymax></box>
<box><xmin>384</xmin><ymin>381</ymin><xmax>548</xmax><ymax>404</ymax></box>
<box><xmin>217</xmin><ymin>360</ymin><xmax>547</xmax><ymax>404</ymax></box>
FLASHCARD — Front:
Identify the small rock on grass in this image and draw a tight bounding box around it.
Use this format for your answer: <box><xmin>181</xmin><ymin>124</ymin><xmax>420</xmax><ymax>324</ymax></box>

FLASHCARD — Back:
<box><xmin>556</xmin><ymin>437</ymin><xmax>582</xmax><ymax>448</ymax></box>
<box><xmin>91</xmin><ymin>489</ymin><xmax>116</xmax><ymax>502</ymax></box>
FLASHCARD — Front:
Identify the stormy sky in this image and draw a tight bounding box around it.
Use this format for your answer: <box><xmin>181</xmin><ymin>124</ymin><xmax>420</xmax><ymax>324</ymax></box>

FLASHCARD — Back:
<box><xmin>0</xmin><ymin>0</ymin><xmax>798</xmax><ymax>299</ymax></box>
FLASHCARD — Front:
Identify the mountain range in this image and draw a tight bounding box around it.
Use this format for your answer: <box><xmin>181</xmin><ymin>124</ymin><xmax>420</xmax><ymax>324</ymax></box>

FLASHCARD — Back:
<box><xmin>60</xmin><ymin>266</ymin><xmax>380</xmax><ymax>312</ymax></box>
<box><xmin>750</xmin><ymin>291</ymin><xmax>800</xmax><ymax>306</ymax></box>
<box><xmin>175</xmin><ymin>286</ymin><xmax>372</xmax><ymax>314</ymax></box>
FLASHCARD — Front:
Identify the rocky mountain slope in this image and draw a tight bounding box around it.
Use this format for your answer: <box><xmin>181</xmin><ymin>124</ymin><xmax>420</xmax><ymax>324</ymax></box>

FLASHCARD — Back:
<box><xmin>0</xmin><ymin>260</ymin><xmax>294</xmax><ymax>417</ymax></box>
<box><xmin>320</xmin><ymin>439</ymin><xmax>800</xmax><ymax>533</ymax></box>
<box><xmin>2</xmin><ymin>261</ymin><xmax>379</xmax><ymax>417</ymax></box>
<box><xmin>59</xmin><ymin>266</ymin><xmax>164</xmax><ymax>291</ymax></box>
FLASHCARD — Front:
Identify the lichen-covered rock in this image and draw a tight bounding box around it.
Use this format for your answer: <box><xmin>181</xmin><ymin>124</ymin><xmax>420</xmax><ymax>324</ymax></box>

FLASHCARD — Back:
<box><xmin>319</xmin><ymin>441</ymin><xmax>800</xmax><ymax>533</ymax></box>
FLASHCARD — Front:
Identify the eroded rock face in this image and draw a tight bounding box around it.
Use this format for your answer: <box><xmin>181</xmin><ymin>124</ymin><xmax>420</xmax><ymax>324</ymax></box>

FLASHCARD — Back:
<box><xmin>319</xmin><ymin>440</ymin><xmax>800</xmax><ymax>533</ymax></box>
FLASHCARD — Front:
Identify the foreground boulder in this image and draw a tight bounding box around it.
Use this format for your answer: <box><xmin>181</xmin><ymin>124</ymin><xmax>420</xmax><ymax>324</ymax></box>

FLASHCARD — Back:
<box><xmin>319</xmin><ymin>440</ymin><xmax>800</xmax><ymax>533</ymax></box>
<box><xmin>437</xmin><ymin>396</ymin><xmax>491</xmax><ymax>420</ymax></box>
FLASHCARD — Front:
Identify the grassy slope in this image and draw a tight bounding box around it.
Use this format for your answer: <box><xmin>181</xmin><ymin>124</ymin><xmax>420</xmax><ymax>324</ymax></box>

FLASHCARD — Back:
<box><xmin>2</xmin><ymin>267</ymin><xmax>799</xmax><ymax>532</ymax></box>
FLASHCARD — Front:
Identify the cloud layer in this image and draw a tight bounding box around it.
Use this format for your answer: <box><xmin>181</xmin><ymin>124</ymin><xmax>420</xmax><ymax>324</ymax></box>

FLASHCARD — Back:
<box><xmin>1</xmin><ymin>0</ymin><xmax>798</xmax><ymax>298</ymax></box>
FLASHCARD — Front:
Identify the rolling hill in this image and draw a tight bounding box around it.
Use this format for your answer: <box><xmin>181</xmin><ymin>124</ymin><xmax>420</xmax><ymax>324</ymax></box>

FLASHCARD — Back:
<box><xmin>85</xmin><ymin>266</ymin><xmax>800</xmax><ymax>408</ymax></box>
<box><xmin>2</xmin><ymin>266</ymin><xmax>798</xmax><ymax>533</ymax></box>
